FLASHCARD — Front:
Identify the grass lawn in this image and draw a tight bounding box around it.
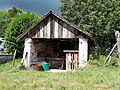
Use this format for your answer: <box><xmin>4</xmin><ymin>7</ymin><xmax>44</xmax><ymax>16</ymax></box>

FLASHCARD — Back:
<box><xmin>0</xmin><ymin>59</ymin><xmax>120</xmax><ymax>90</ymax></box>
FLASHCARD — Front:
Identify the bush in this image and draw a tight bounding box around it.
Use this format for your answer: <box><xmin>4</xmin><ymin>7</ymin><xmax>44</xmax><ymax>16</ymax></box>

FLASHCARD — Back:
<box><xmin>5</xmin><ymin>12</ymin><xmax>40</xmax><ymax>57</ymax></box>
<box><xmin>89</xmin><ymin>55</ymin><xmax>119</xmax><ymax>67</ymax></box>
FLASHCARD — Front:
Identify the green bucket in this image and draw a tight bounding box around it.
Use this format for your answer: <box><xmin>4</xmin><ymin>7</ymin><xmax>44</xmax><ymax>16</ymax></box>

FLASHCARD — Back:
<box><xmin>42</xmin><ymin>63</ymin><xmax>49</xmax><ymax>71</ymax></box>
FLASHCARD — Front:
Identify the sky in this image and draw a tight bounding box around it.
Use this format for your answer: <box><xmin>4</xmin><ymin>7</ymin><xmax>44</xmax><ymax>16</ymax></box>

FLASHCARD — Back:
<box><xmin>0</xmin><ymin>0</ymin><xmax>61</xmax><ymax>15</ymax></box>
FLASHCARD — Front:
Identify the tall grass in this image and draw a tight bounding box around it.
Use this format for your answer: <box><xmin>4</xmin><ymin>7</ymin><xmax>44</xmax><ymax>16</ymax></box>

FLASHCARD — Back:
<box><xmin>0</xmin><ymin>59</ymin><xmax>120</xmax><ymax>90</ymax></box>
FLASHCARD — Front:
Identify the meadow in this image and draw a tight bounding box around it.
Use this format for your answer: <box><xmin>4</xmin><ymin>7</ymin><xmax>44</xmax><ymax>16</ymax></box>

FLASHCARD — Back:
<box><xmin>0</xmin><ymin>59</ymin><xmax>120</xmax><ymax>90</ymax></box>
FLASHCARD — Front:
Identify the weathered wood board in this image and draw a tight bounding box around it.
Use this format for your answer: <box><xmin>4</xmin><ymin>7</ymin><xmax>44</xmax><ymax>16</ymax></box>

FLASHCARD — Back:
<box><xmin>29</xmin><ymin>16</ymin><xmax>79</xmax><ymax>39</ymax></box>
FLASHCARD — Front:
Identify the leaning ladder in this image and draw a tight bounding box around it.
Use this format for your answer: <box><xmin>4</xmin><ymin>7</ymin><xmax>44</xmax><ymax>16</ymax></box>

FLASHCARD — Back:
<box><xmin>103</xmin><ymin>31</ymin><xmax>120</xmax><ymax>65</ymax></box>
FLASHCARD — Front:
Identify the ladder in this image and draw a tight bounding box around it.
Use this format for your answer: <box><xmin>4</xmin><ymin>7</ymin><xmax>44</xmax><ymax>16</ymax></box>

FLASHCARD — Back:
<box><xmin>103</xmin><ymin>31</ymin><xmax>120</xmax><ymax>65</ymax></box>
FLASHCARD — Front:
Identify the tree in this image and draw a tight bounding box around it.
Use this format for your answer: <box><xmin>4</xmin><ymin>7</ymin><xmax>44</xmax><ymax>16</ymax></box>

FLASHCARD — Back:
<box><xmin>8</xmin><ymin>7</ymin><xmax>22</xmax><ymax>18</ymax></box>
<box><xmin>60</xmin><ymin>0</ymin><xmax>120</xmax><ymax>55</ymax></box>
<box><xmin>0</xmin><ymin>10</ymin><xmax>9</xmax><ymax>37</ymax></box>
<box><xmin>5</xmin><ymin>12</ymin><xmax>40</xmax><ymax>57</ymax></box>
<box><xmin>0</xmin><ymin>7</ymin><xmax>22</xmax><ymax>37</ymax></box>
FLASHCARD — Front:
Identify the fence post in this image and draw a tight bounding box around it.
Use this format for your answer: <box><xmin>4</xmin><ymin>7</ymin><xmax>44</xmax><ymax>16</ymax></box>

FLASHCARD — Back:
<box><xmin>12</xmin><ymin>50</ymin><xmax>17</xmax><ymax>66</ymax></box>
<box><xmin>115</xmin><ymin>31</ymin><xmax>120</xmax><ymax>61</ymax></box>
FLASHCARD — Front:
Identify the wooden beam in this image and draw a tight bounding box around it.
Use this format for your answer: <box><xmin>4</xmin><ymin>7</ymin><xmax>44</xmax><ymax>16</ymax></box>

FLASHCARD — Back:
<box><xmin>103</xmin><ymin>43</ymin><xmax>117</xmax><ymax>65</ymax></box>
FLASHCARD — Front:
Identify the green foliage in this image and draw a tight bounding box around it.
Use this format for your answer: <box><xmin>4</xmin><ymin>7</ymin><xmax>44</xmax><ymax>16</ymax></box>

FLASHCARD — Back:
<box><xmin>108</xmin><ymin>57</ymin><xmax>119</xmax><ymax>66</ymax></box>
<box><xmin>89</xmin><ymin>55</ymin><xmax>119</xmax><ymax>67</ymax></box>
<box><xmin>5</xmin><ymin>12</ymin><xmax>40</xmax><ymax>57</ymax></box>
<box><xmin>60</xmin><ymin>0</ymin><xmax>120</xmax><ymax>55</ymax></box>
<box><xmin>7</xmin><ymin>7</ymin><xmax>22</xmax><ymax>18</ymax></box>
<box><xmin>0</xmin><ymin>7</ymin><xmax>22</xmax><ymax>37</ymax></box>
<box><xmin>89</xmin><ymin>55</ymin><xmax>106</xmax><ymax>66</ymax></box>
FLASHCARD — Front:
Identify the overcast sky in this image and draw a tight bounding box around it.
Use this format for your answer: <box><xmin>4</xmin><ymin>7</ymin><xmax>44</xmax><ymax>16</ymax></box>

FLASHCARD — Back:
<box><xmin>0</xmin><ymin>0</ymin><xmax>61</xmax><ymax>15</ymax></box>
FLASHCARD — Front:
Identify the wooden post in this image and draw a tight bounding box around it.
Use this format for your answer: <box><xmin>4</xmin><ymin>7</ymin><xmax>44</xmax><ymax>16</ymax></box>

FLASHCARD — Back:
<box><xmin>74</xmin><ymin>53</ymin><xmax>78</xmax><ymax>68</ymax></box>
<box><xmin>12</xmin><ymin>50</ymin><xmax>17</xmax><ymax>66</ymax></box>
<box><xmin>115</xmin><ymin>31</ymin><xmax>120</xmax><ymax>61</ymax></box>
<box><xmin>68</xmin><ymin>53</ymin><xmax>72</xmax><ymax>71</ymax></box>
<box><xmin>66</xmin><ymin>53</ymin><xmax>68</xmax><ymax>71</ymax></box>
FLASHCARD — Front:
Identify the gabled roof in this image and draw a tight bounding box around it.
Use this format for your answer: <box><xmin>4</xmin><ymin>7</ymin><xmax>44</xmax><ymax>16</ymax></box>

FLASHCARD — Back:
<box><xmin>17</xmin><ymin>11</ymin><xmax>95</xmax><ymax>46</ymax></box>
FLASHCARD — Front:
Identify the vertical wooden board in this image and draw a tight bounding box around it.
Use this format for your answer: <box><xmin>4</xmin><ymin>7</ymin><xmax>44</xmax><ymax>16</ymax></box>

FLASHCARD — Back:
<box><xmin>35</xmin><ymin>29</ymin><xmax>38</xmax><ymax>38</ymax></box>
<box><xmin>68</xmin><ymin>28</ymin><xmax>74</xmax><ymax>38</ymax></box>
<box><xmin>70</xmin><ymin>27</ymin><xmax>78</xmax><ymax>38</ymax></box>
<box><xmin>43</xmin><ymin>23</ymin><xmax>45</xmax><ymax>38</ymax></box>
<box><xmin>43</xmin><ymin>19</ymin><xmax>48</xmax><ymax>38</ymax></box>
<box><xmin>62</xmin><ymin>24</ymin><xmax>77</xmax><ymax>38</ymax></box>
<box><xmin>39</xmin><ymin>25</ymin><xmax>41</xmax><ymax>38</ymax></box>
<box><xmin>68</xmin><ymin>27</ymin><xmax>77</xmax><ymax>38</ymax></box>
<box><xmin>70</xmin><ymin>28</ymin><xmax>76</xmax><ymax>38</ymax></box>
<box><xmin>54</xmin><ymin>19</ymin><xmax>58</xmax><ymax>38</ymax></box>
<box><xmin>30</xmin><ymin>30</ymin><xmax>35</xmax><ymax>38</ymax></box>
<box><xmin>39</xmin><ymin>22</ymin><xmax>44</xmax><ymax>38</ymax></box>
<box><xmin>35</xmin><ymin>27</ymin><xmax>37</xmax><ymax>38</ymax></box>
<box><xmin>28</xmin><ymin>32</ymin><xmax>30</xmax><ymax>38</ymax></box>
<box><xmin>70</xmin><ymin>31</ymin><xmax>76</xmax><ymax>38</ymax></box>
<box><xmin>67</xmin><ymin>27</ymin><xmax>72</xmax><ymax>38</ymax></box>
<box><xmin>45</xmin><ymin>18</ymin><xmax>50</xmax><ymax>38</ymax></box>
<box><xmin>67</xmin><ymin>28</ymin><xmax>70</xmax><ymax>38</ymax></box>
<box><xmin>77</xmin><ymin>53</ymin><xmax>78</xmax><ymax>66</ymax></box>
<box><xmin>43</xmin><ymin>20</ymin><xmax>47</xmax><ymax>38</ymax></box>
<box><xmin>37</xmin><ymin>28</ymin><xmax>40</xmax><ymax>38</ymax></box>
<box><xmin>58</xmin><ymin>20</ymin><xmax>63</xmax><ymax>38</ymax></box>
<box><xmin>74</xmin><ymin>53</ymin><xmax>78</xmax><ymax>68</ymax></box>
<box><xmin>62</xmin><ymin>27</ymin><xmax>68</xmax><ymax>38</ymax></box>
<box><xmin>35</xmin><ymin>29</ymin><xmax>37</xmax><ymax>38</ymax></box>
<box><xmin>50</xmin><ymin>15</ymin><xmax>55</xmax><ymax>38</ymax></box>
<box><xmin>70</xmin><ymin>31</ymin><xmax>74</xmax><ymax>38</ymax></box>
<box><xmin>37</xmin><ymin>25</ymin><xmax>41</xmax><ymax>38</ymax></box>
<box><xmin>74</xmin><ymin>28</ymin><xmax>79</xmax><ymax>37</ymax></box>
<box><xmin>66</xmin><ymin>53</ymin><xmax>68</xmax><ymax>71</ymax></box>
<box><xmin>46</xmin><ymin>17</ymin><xmax>50</xmax><ymax>38</ymax></box>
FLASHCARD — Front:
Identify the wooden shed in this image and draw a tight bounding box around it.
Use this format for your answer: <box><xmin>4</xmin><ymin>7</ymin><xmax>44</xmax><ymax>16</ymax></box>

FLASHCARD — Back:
<box><xmin>17</xmin><ymin>11</ymin><xmax>95</xmax><ymax>71</ymax></box>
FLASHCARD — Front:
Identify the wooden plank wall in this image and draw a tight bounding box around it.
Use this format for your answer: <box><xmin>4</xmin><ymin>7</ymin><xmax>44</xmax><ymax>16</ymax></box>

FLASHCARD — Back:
<box><xmin>30</xmin><ymin>15</ymin><xmax>79</xmax><ymax>39</ymax></box>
